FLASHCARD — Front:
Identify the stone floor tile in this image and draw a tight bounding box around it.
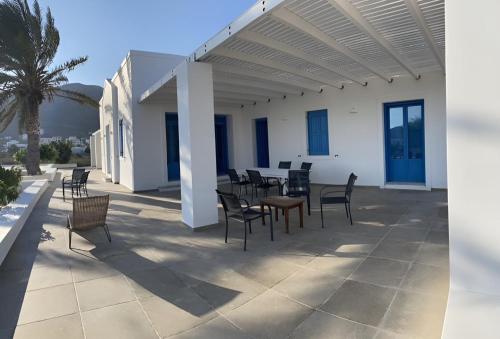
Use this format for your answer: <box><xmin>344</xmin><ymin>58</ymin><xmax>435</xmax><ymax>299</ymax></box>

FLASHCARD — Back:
<box><xmin>306</xmin><ymin>255</ymin><xmax>364</xmax><ymax>278</ymax></box>
<box><xmin>385</xmin><ymin>227</ymin><xmax>428</xmax><ymax>242</ymax></box>
<box><xmin>226</xmin><ymin>289</ymin><xmax>313</xmax><ymax>339</ymax></box>
<box><xmin>235</xmin><ymin>255</ymin><xmax>302</xmax><ymax>288</ymax></box>
<box><xmin>140</xmin><ymin>288</ymin><xmax>217</xmax><ymax>337</ymax></box>
<box><xmin>26</xmin><ymin>264</ymin><xmax>73</xmax><ymax>291</ymax></box>
<box><xmin>290</xmin><ymin>311</ymin><xmax>376</xmax><ymax>339</ymax></box>
<box><xmin>371</xmin><ymin>239</ymin><xmax>421</xmax><ymax>262</ymax></box>
<box><xmin>415</xmin><ymin>243</ymin><xmax>449</xmax><ymax>268</ymax></box>
<box><xmin>351</xmin><ymin>257</ymin><xmax>410</xmax><ymax>288</ymax></box>
<box><xmin>400</xmin><ymin>263</ymin><xmax>449</xmax><ymax>296</ymax></box>
<box><xmin>273</xmin><ymin>268</ymin><xmax>344</xmax><ymax>308</ymax></box>
<box><xmin>381</xmin><ymin>290</ymin><xmax>447</xmax><ymax>339</ymax></box>
<box><xmin>75</xmin><ymin>275</ymin><xmax>135</xmax><ymax>311</ymax></box>
<box><xmin>17</xmin><ymin>284</ymin><xmax>78</xmax><ymax>325</ymax></box>
<box><xmin>13</xmin><ymin>313</ymin><xmax>84</xmax><ymax>339</ymax></box>
<box><xmin>322</xmin><ymin>279</ymin><xmax>396</xmax><ymax>327</ymax></box>
<box><xmin>168</xmin><ymin>316</ymin><xmax>253</xmax><ymax>339</ymax></box>
<box><xmin>81</xmin><ymin>301</ymin><xmax>157</xmax><ymax>339</ymax></box>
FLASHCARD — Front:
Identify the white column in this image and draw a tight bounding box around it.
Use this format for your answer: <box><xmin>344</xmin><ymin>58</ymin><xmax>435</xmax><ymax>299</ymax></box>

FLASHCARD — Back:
<box><xmin>443</xmin><ymin>0</ymin><xmax>500</xmax><ymax>337</ymax></box>
<box><xmin>176</xmin><ymin>61</ymin><xmax>218</xmax><ymax>228</ymax></box>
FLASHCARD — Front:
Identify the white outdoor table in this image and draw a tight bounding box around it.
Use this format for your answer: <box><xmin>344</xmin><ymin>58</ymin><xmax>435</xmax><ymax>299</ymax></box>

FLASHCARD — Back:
<box><xmin>237</xmin><ymin>168</ymin><xmax>289</xmax><ymax>180</ymax></box>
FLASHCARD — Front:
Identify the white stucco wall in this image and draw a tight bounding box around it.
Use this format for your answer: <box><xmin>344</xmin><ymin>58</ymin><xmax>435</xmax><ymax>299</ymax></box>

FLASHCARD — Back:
<box><xmin>442</xmin><ymin>0</ymin><xmax>500</xmax><ymax>337</ymax></box>
<box><xmin>247</xmin><ymin>71</ymin><xmax>447</xmax><ymax>188</ymax></box>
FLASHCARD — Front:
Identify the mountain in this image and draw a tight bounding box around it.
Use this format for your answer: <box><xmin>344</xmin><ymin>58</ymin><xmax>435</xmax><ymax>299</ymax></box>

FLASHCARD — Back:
<box><xmin>1</xmin><ymin>83</ymin><xmax>102</xmax><ymax>139</ymax></box>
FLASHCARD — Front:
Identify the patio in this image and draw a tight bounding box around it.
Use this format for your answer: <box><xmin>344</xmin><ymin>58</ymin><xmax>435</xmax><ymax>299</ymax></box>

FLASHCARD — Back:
<box><xmin>0</xmin><ymin>170</ymin><xmax>449</xmax><ymax>339</ymax></box>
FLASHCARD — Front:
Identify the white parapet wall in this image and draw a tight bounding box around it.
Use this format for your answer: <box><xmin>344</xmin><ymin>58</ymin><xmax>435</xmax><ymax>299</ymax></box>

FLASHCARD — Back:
<box><xmin>0</xmin><ymin>180</ymin><xmax>49</xmax><ymax>266</ymax></box>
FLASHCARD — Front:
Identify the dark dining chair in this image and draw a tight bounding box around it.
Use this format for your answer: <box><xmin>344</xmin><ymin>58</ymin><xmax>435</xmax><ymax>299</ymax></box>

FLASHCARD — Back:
<box><xmin>287</xmin><ymin>170</ymin><xmax>311</xmax><ymax>215</ymax></box>
<box><xmin>301</xmin><ymin>162</ymin><xmax>313</xmax><ymax>170</ymax></box>
<box><xmin>228</xmin><ymin>169</ymin><xmax>250</xmax><ymax>197</ymax></box>
<box><xmin>246</xmin><ymin>169</ymin><xmax>278</xmax><ymax>199</ymax></box>
<box><xmin>216</xmin><ymin>190</ymin><xmax>273</xmax><ymax>251</ymax></box>
<box><xmin>78</xmin><ymin>171</ymin><xmax>90</xmax><ymax>197</ymax></box>
<box><xmin>320</xmin><ymin>173</ymin><xmax>358</xmax><ymax>227</ymax></box>
<box><xmin>278</xmin><ymin>161</ymin><xmax>292</xmax><ymax>169</ymax></box>
<box><xmin>62</xmin><ymin>168</ymin><xmax>85</xmax><ymax>201</ymax></box>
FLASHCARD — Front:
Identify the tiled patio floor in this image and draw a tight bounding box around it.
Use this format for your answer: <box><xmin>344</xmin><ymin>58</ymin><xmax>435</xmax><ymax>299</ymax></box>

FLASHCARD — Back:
<box><xmin>0</xmin><ymin>171</ymin><xmax>449</xmax><ymax>339</ymax></box>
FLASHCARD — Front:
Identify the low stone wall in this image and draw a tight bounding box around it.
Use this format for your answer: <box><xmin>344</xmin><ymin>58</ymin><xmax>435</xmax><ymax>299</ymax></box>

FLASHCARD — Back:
<box><xmin>0</xmin><ymin>179</ymin><xmax>49</xmax><ymax>266</ymax></box>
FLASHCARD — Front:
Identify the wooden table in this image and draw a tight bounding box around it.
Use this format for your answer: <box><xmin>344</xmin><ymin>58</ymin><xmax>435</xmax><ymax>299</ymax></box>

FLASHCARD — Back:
<box><xmin>260</xmin><ymin>196</ymin><xmax>304</xmax><ymax>235</ymax></box>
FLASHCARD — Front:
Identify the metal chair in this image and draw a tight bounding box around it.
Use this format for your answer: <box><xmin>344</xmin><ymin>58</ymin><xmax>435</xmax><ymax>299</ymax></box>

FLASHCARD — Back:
<box><xmin>62</xmin><ymin>168</ymin><xmax>85</xmax><ymax>201</ymax></box>
<box><xmin>67</xmin><ymin>195</ymin><xmax>111</xmax><ymax>249</ymax></box>
<box><xmin>320</xmin><ymin>173</ymin><xmax>358</xmax><ymax>227</ymax></box>
<box><xmin>78</xmin><ymin>171</ymin><xmax>90</xmax><ymax>197</ymax></box>
<box><xmin>216</xmin><ymin>190</ymin><xmax>272</xmax><ymax>251</ymax></box>
<box><xmin>287</xmin><ymin>170</ymin><xmax>311</xmax><ymax>215</ymax></box>
<box><xmin>301</xmin><ymin>162</ymin><xmax>312</xmax><ymax>170</ymax></box>
<box><xmin>246</xmin><ymin>169</ymin><xmax>278</xmax><ymax>200</ymax></box>
<box><xmin>278</xmin><ymin>161</ymin><xmax>292</xmax><ymax>169</ymax></box>
<box><xmin>228</xmin><ymin>169</ymin><xmax>250</xmax><ymax>197</ymax></box>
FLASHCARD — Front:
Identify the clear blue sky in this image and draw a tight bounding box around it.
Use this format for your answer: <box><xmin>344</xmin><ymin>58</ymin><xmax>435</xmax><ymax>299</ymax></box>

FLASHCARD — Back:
<box><xmin>36</xmin><ymin>0</ymin><xmax>256</xmax><ymax>86</ymax></box>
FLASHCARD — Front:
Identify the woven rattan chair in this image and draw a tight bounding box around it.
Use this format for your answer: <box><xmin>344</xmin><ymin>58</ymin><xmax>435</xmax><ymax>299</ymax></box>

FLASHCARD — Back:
<box><xmin>67</xmin><ymin>195</ymin><xmax>111</xmax><ymax>249</ymax></box>
<box><xmin>62</xmin><ymin>168</ymin><xmax>85</xmax><ymax>201</ymax></box>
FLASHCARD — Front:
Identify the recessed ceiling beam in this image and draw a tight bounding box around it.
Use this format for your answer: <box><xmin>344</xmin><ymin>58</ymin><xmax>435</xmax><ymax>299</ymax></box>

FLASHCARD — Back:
<box><xmin>212</xmin><ymin>63</ymin><xmax>321</xmax><ymax>92</ymax></box>
<box><xmin>214</xmin><ymin>83</ymin><xmax>284</xmax><ymax>98</ymax></box>
<box><xmin>403</xmin><ymin>0</ymin><xmax>445</xmax><ymax>72</ymax></box>
<box><xmin>272</xmin><ymin>7</ymin><xmax>393</xmax><ymax>83</ymax></box>
<box><xmin>238</xmin><ymin>30</ymin><xmax>367</xmax><ymax>86</ymax></box>
<box><xmin>326</xmin><ymin>0</ymin><xmax>420</xmax><ymax>79</ymax></box>
<box><xmin>213</xmin><ymin>75</ymin><xmax>303</xmax><ymax>96</ymax></box>
<box><xmin>214</xmin><ymin>47</ymin><xmax>343</xmax><ymax>89</ymax></box>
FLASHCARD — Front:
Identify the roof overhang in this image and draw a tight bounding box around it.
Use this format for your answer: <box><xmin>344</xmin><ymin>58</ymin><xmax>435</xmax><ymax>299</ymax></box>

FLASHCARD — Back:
<box><xmin>140</xmin><ymin>0</ymin><xmax>445</xmax><ymax>106</ymax></box>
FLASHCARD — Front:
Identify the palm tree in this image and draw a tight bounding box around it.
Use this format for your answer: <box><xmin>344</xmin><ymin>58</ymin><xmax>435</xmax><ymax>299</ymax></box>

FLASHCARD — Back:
<box><xmin>0</xmin><ymin>0</ymin><xmax>97</xmax><ymax>174</ymax></box>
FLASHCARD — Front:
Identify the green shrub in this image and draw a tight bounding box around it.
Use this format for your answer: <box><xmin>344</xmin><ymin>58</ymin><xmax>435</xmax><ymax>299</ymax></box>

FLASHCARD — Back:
<box><xmin>13</xmin><ymin>149</ymin><xmax>27</xmax><ymax>165</ymax></box>
<box><xmin>40</xmin><ymin>144</ymin><xmax>58</xmax><ymax>162</ymax></box>
<box><xmin>0</xmin><ymin>166</ymin><xmax>22</xmax><ymax>206</ymax></box>
<box><xmin>51</xmin><ymin>141</ymin><xmax>72</xmax><ymax>164</ymax></box>
<box><xmin>7</xmin><ymin>144</ymin><xmax>19</xmax><ymax>155</ymax></box>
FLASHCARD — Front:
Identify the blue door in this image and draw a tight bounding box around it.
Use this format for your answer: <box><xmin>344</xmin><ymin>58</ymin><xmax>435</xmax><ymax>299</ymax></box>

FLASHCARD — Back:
<box><xmin>215</xmin><ymin>115</ymin><xmax>229</xmax><ymax>175</ymax></box>
<box><xmin>384</xmin><ymin>100</ymin><xmax>425</xmax><ymax>183</ymax></box>
<box><xmin>165</xmin><ymin>113</ymin><xmax>229</xmax><ymax>181</ymax></box>
<box><xmin>165</xmin><ymin>113</ymin><xmax>180</xmax><ymax>181</ymax></box>
<box><xmin>255</xmin><ymin>118</ymin><xmax>270</xmax><ymax>168</ymax></box>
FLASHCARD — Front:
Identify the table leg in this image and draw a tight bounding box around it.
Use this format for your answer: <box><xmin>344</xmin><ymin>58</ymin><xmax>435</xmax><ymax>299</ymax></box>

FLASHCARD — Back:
<box><xmin>299</xmin><ymin>203</ymin><xmax>304</xmax><ymax>228</ymax></box>
<box><xmin>260</xmin><ymin>202</ymin><xmax>266</xmax><ymax>225</ymax></box>
<box><xmin>285</xmin><ymin>208</ymin><xmax>290</xmax><ymax>233</ymax></box>
<box><xmin>275</xmin><ymin>206</ymin><xmax>279</xmax><ymax>222</ymax></box>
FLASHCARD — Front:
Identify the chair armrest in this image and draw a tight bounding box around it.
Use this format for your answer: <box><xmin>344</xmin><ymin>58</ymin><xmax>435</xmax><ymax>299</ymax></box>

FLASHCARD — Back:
<box><xmin>320</xmin><ymin>185</ymin><xmax>345</xmax><ymax>197</ymax></box>
<box><xmin>239</xmin><ymin>199</ymin><xmax>250</xmax><ymax>208</ymax></box>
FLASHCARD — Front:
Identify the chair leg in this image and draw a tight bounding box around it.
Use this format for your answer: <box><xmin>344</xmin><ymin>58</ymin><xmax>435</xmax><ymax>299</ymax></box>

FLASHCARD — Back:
<box><xmin>239</xmin><ymin>185</ymin><xmax>242</xmax><ymax>198</ymax></box>
<box><xmin>225</xmin><ymin>218</ymin><xmax>229</xmax><ymax>243</ymax></box>
<box><xmin>348</xmin><ymin>202</ymin><xmax>353</xmax><ymax>225</ymax></box>
<box><xmin>68</xmin><ymin>229</ymin><xmax>72</xmax><ymax>249</ymax></box>
<box><xmin>320</xmin><ymin>203</ymin><xmax>325</xmax><ymax>228</ymax></box>
<box><xmin>269</xmin><ymin>211</ymin><xmax>274</xmax><ymax>241</ymax></box>
<box><xmin>245</xmin><ymin>184</ymin><xmax>248</xmax><ymax>195</ymax></box>
<box><xmin>344</xmin><ymin>202</ymin><xmax>349</xmax><ymax>219</ymax></box>
<box><xmin>249</xmin><ymin>220</ymin><xmax>252</xmax><ymax>234</ymax></box>
<box><xmin>244</xmin><ymin>222</ymin><xmax>247</xmax><ymax>251</ymax></box>
<box><xmin>103</xmin><ymin>224</ymin><xmax>112</xmax><ymax>242</ymax></box>
<box><xmin>62</xmin><ymin>183</ymin><xmax>66</xmax><ymax>202</ymax></box>
<box><xmin>307</xmin><ymin>194</ymin><xmax>311</xmax><ymax>216</ymax></box>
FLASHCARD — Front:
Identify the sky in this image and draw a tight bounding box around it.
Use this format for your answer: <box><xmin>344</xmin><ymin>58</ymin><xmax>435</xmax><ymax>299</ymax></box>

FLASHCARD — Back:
<box><xmin>36</xmin><ymin>0</ymin><xmax>257</xmax><ymax>86</ymax></box>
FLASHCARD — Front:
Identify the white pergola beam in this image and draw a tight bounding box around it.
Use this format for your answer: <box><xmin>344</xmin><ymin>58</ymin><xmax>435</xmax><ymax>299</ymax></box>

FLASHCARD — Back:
<box><xmin>212</xmin><ymin>63</ymin><xmax>321</xmax><ymax>92</ymax></box>
<box><xmin>213</xmin><ymin>75</ymin><xmax>303</xmax><ymax>96</ymax></box>
<box><xmin>214</xmin><ymin>47</ymin><xmax>343</xmax><ymax>89</ymax></box>
<box><xmin>326</xmin><ymin>0</ymin><xmax>420</xmax><ymax>79</ymax></box>
<box><xmin>214</xmin><ymin>90</ymin><xmax>269</xmax><ymax>102</ymax></box>
<box><xmin>403</xmin><ymin>0</ymin><xmax>445</xmax><ymax>72</ymax></box>
<box><xmin>238</xmin><ymin>30</ymin><xmax>367</xmax><ymax>86</ymax></box>
<box><xmin>272</xmin><ymin>7</ymin><xmax>392</xmax><ymax>83</ymax></box>
<box><xmin>214</xmin><ymin>83</ymin><xmax>284</xmax><ymax>98</ymax></box>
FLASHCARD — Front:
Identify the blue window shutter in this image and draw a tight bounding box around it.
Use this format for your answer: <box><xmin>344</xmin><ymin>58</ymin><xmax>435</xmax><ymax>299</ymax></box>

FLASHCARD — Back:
<box><xmin>307</xmin><ymin>110</ymin><xmax>329</xmax><ymax>155</ymax></box>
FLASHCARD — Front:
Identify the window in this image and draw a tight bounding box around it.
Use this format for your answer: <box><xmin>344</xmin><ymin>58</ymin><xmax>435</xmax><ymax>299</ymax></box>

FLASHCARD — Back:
<box><xmin>119</xmin><ymin>119</ymin><xmax>124</xmax><ymax>157</ymax></box>
<box><xmin>307</xmin><ymin>109</ymin><xmax>330</xmax><ymax>156</ymax></box>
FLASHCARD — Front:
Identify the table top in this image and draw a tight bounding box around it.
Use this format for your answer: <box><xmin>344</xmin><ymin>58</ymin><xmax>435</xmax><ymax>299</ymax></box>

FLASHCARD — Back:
<box><xmin>237</xmin><ymin>168</ymin><xmax>303</xmax><ymax>180</ymax></box>
<box><xmin>260</xmin><ymin>196</ymin><xmax>304</xmax><ymax>208</ymax></box>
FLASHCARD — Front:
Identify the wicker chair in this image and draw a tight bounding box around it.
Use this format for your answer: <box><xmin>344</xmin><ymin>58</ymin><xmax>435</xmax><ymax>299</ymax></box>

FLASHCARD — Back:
<box><xmin>320</xmin><ymin>173</ymin><xmax>358</xmax><ymax>227</ymax></box>
<box><xmin>301</xmin><ymin>162</ymin><xmax>313</xmax><ymax>170</ymax></box>
<box><xmin>228</xmin><ymin>169</ymin><xmax>250</xmax><ymax>197</ymax></box>
<box><xmin>287</xmin><ymin>170</ymin><xmax>311</xmax><ymax>215</ymax></box>
<box><xmin>278</xmin><ymin>161</ymin><xmax>292</xmax><ymax>169</ymax></box>
<box><xmin>67</xmin><ymin>195</ymin><xmax>111</xmax><ymax>249</ymax></box>
<box><xmin>62</xmin><ymin>168</ymin><xmax>85</xmax><ymax>201</ymax></box>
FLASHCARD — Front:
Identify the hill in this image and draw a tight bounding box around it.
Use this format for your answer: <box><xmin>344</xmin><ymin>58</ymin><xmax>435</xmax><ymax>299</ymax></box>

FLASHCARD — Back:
<box><xmin>1</xmin><ymin>83</ymin><xmax>102</xmax><ymax>138</ymax></box>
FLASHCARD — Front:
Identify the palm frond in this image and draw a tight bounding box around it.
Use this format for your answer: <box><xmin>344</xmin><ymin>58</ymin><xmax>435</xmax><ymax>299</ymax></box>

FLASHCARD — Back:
<box><xmin>54</xmin><ymin>88</ymin><xmax>98</xmax><ymax>108</ymax></box>
<box><xmin>0</xmin><ymin>96</ymin><xmax>19</xmax><ymax>132</ymax></box>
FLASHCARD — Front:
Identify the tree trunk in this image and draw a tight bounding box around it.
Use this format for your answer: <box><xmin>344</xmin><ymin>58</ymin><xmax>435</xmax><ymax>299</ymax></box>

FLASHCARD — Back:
<box><xmin>25</xmin><ymin>102</ymin><xmax>41</xmax><ymax>175</ymax></box>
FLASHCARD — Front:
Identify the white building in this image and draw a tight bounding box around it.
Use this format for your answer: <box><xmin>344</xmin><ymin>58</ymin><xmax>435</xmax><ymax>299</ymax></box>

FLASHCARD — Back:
<box><xmin>93</xmin><ymin>1</ymin><xmax>500</xmax><ymax>337</ymax></box>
